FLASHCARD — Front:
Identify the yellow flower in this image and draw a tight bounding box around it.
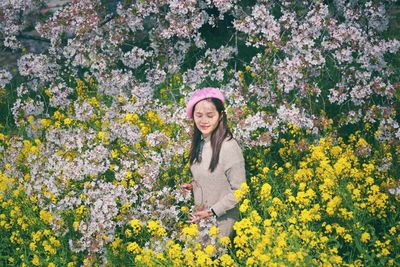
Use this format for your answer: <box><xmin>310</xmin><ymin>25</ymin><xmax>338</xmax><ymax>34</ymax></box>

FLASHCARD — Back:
<box><xmin>365</xmin><ymin>176</ymin><xmax>374</xmax><ymax>185</ymax></box>
<box><xmin>234</xmin><ymin>189</ymin><xmax>245</xmax><ymax>201</ymax></box>
<box><xmin>381</xmin><ymin>248</ymin><xmax>390</xmax><ymax>256</ymax></box>
<box><xmin>357</xmin><ymin>137</ymin><xmax>368</xmax><ymax>147</ymax></box>
<box><xmin>262</xmin><ymin>167</ymin><xmax>269</xmax><ymax>174</ymax></box>
<box><xmin>361</xmin><ymin>232</ymin><xmax>370</xmax><ymax>243</ymax></box>
<box><xmin>39</xmin><ymin>210</ymin><xmax>54</xmax><ymax>225</ymax></box>
<box><xmin>111</xmin><ymin>149</ymin><xmax>119</xmax><ymax>159</ymax></box>
<box><xmin>124</xmin><ymin>113</ymin><xmax>140</xmax><ymax>124</ymax></box>
<box><xmin>260</xmin><ymin>183</ymin><xmax>272</xmax><ymax>200</ymax></box>
<box><xmin>220</xmin><ymin>236</ymin><xmax>231</xmax><ymax>247</ymax></box>
<box><xmin>325</xmin><ymin>224</ymin><xmax>332</xmax><ymax>233</ymax></box>
<box><xmin>204</xmin><ymin>244</ymin><xmax>215</xmax><ymax>256</ymax></box>
<box><xmin>147</xmin><ymin>220</ymin><xmax>166</xmax><ymax>237</ymax></box>
<box><xmin>326</xmin><ymin>196</ymin><xmax>342</xmax><ymax>216</ymax></box>
<box><xmin>208</xmin><ymin>226</ymin><xmax>219</xmax><ymax>238</ymax></box>
<box><xmin>330</xmin><ymin>146</ymin><xmax>342</xmax><ymax>157</ymax></box>
<box><xmin>344</xmin><ymin>233</ymin><xmax>353</xmax><ymax>243</ymax></box>
<box><xmin>88</xmin><ymin>97</ymin><xmax>99</xmax><ymax>108</ymax></box>
<box><xmin>64</xmin><ymin>118</ymin><xmax>73</xmax><ymax>125</ymax></box>
<box><xmin>234</xmin><ymin>183</ymin><xmax>249</xmax><ymax>201</ymax></box>
<box><xmin>245</xmin><ymin>257</ymin><xmax>256</xmax><ymax>266</ymax></box>
<box><xmin>333</xmin><ymin>156</ymin><xmax>351</xmax><ymax>176</ymax></box>
<box><xmin>182</xmin><ymin>223</ymin><xmax>198</xmax><ymax>239</ymax></box>
<box><xmin>40</xmin><ymin>119</ymin><xmax>52</xmax><ymax>128</ymax></box>
<box><xmin>270</xmin><ymin>210</ymin><xmax>277</xmax><ymax>219</ymax></box>
<box><xmin>332</xmin><ymin>255</ymin><xmax>343</xmax><ymax>264</ymax></box>
<box><xmin>240</xmin><ymin>183</ymin><xmax>249</xmax><ymax>193</ymax></box>
<box><xmin>130</xmin><ymin>219</ymin><xmax>142</xmax><ymax>234</ymax></box>
<box><xmin>389</xmin><ymin>227</ymin><xmax>396</xmax><ymax>235</ymax></box>
<box><xmin>111</xmin><ymin>237</ymin><xmax>122</xmax><ymax>251</ymax></box>
<box><xmin>238</xmin><ymin>71</ymin><xmax>244</xmax><ymax>81</ymax></box>
<box><xmin>273</xmin><ymin>246</ymin><xmax>283</xmax><ymax>256</ymax></box>
<box><xmin>194</xmin><ymin>250</ymin><xmax>213</xmax><ymax>266</ymax></box>
<box><xmin>180</xmin><ymin>206</ymin><xmax>188</xmax><ymax>213</ymax></box>
<box><xmin>96</xmin><ymin>131</ymin><xmax>109</xmax><ymax>143</ymax></box>
<box><xmin>287</xmin><ymin>251</ymin><xmax>297</xmax><ymax>263</ymax></box>
<box><xmin>29</xmin><ymin>242</ymin><xmax>37</xmax><ymax>251</ymax></box>
<box><xmin>127</xmin><ymin>242</ymin><xmax>141</xmax><ymax>253</ymax></box>
<box><xmin>32</xmin><ymin>255</ymin><xmax>40</xmax><ymax>266</ymax></box>
<box><xmin>53</xmin><ymin>111</ymin><xmax>63</xmax><ymax>120</ymax></box>
<box><xmin>183</xmin><ymin>247</ymin><xmax>194</xmax><ymax>264</ymax></box>
<box><xmin>125</xmin><ymin>170</ymin><xmax>133</xmax><ymax>179</ymax></box>
<box><xmin>72</xmin><ymin>221</ymin><xmax>80</xmax><ymax>231</ymax></box>
<box><xmin>240</xmin><ymin>199</ymin><xmax>250</xmax><ymax>213</ymax></box>
<box><xmin>48</xmin><ymin>238</ymin><xmax>59</xmax><ymax>249</ymax></box>
<box><xmin>220</xmin><ymin>254</ymin><xmax>236</xmax><ymax>267</ymax></box>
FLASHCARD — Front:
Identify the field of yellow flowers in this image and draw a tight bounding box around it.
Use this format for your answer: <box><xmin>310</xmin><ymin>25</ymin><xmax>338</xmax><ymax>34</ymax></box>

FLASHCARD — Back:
<box><xmin>1</xmin><ymin>78</ymin><xmax>399</xmax><ymax>266</ymax></box>
<box><xmin>1</xmin><ymin>0</ymin><xmax>400</xmax><ymax>266</ymax></box>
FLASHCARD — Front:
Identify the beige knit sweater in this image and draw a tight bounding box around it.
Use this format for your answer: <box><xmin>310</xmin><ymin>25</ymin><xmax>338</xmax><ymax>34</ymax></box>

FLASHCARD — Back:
<box><xmin>190</xmin><ymin>135</ymin><xmax>246</xmax><ymax>238</ymax></box>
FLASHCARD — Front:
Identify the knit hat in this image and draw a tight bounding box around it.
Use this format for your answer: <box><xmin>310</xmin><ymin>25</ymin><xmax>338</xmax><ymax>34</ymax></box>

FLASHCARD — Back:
<box><xmin>186</xmin><ymin>87</ymin><xmax>225</xmax><ymax>118</ymax></box>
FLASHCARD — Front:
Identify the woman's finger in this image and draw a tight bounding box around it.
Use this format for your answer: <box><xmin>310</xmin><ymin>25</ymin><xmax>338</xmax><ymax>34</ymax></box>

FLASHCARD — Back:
<box><xmin>181</xmin><ymin>183</ymin><xmax>193</xmax><ymax>190</ymax></box>
<box><xmin>187</xmin><ymin>214</ymin><xmax>199</xmax><ymax>223</ymax></box>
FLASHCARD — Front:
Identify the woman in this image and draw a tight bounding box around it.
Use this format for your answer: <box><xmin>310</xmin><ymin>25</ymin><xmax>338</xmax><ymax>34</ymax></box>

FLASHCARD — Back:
<box><xmin>181</xmin><ymin>87</ymin><xmax>246</xmax><ymax>239</ymax></box>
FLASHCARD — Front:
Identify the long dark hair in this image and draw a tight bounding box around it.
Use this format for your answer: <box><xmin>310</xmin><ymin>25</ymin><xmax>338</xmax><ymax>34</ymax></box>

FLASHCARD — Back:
<box><xmin>189</xmin><ymin>98</ymin><xmax>233</xmax><ymax>172</ymax></box>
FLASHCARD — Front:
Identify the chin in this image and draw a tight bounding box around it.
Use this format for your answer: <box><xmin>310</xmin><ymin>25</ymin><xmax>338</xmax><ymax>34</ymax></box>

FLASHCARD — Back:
<box><xmin>201</xmin><ymin>131</ymin><xmax>211</xmax><ymax>137</ymax></box>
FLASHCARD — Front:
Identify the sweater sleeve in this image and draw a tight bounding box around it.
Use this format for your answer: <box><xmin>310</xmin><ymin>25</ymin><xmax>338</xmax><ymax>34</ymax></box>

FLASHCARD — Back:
<box><xmin>211</xmin><ymin>139</ymin><xmax>246</xmax><ymax>217</ymax></box>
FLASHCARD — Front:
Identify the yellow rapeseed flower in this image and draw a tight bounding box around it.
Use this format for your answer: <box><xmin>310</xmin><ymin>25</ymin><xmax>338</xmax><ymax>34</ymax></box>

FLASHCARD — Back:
<box><xmin>240</xmin><ymin>199</ymin><xmax>250</xmax><ymax>213</ymax></box>
<box><xmin>39</xmin><ymin>210</ymin><xmax>54</xmax><ymax>225</ymax></box>
<box><xmin>220</xmin><ymin>254</ymin><xmax>236</xmax><ymax>267</ymax></box>
<box><xmin>204</xmin><ymin>244</ymin><xmax>215</xmax><ymax>256</ymax></box>
<box><xmin>64</xmin><ymin>118</ymin><xmax>73</xmax><ymax>126</ymax></box>
<box><xmin>130</xmin><ymin>219</ymin><xmax>142</xmax><ymax>234</ymax></box>
<box><xmin>127</xmin><ymin>242</ymin><xmax>141</xmax><ymax>253</ymax></box>
<box><xmin>260</xmin><ymin>183</ymin><xmax>272</xmax><ymax>200</ymax></box>
<box><xmin>32</xmin><ymin>255</ymin><xmax>40</xmax><ymax>266</ymax></box>
<box><xmin>182</xmin><ymin>223</ymin><xmax>198</xmax><ymax>239</ymax></box>
<box><xmin>361</xmin><ymin>232</ymin><xmax>370</xmax><ymax>243</ymax></box>
<box><xmin>208</xmin><ymin>226</ymin><xmax>219</xmax><ymax>238</ymax></box>
<box><xmin>111</xmin><ymin>237</ymin><xmax>122</xmax><ymax>251</ymax></box>
<box><xmin>220</xmin><ymin>236</ymin><xmax>231</xmax><ymax>247</ymax></box>
<box><xmin>29</xmin><ymin>242</ymin><xmax>37</xmax><ymax>251</ymax></box>
<box><xmin>147</xmin><ymin>220</ymin><xmax>166</xmax><ymax>237</ymax></box>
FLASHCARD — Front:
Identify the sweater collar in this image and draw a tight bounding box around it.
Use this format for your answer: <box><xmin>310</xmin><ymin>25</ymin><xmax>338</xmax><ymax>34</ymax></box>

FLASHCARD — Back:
<box><xmin>202</xmin><ymin>135</ymin><xmax>211</xmax><ymax>143</ymax></box>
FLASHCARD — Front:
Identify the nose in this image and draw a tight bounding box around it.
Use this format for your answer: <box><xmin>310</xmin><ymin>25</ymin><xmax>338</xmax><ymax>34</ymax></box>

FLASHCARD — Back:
<box><xmin>199</xmin><ymin>117</ymin><xmax>211</xmax><ymax>123</ymax></box>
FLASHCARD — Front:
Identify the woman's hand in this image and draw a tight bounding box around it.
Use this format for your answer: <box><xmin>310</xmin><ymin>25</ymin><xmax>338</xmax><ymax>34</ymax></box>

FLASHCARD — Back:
<box><xmin>187</xmin><ymin>209</ymin><xmax>213</xmax><ymax>223</ymax></box>
<box><xmin>180</xmin><ymin>183</ymin><xmax>193</xmax><ymax>192</ymax></box>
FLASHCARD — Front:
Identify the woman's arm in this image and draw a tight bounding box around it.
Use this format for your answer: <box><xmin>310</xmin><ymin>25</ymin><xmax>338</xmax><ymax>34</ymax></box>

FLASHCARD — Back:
<box><xmin>211</xmin><ymin>139</ymin><xmax>246</xmax><ymax>217</ymax></box>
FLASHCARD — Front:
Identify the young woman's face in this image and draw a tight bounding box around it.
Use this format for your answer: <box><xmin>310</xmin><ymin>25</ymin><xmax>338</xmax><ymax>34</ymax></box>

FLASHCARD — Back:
<box><xmin>193</xmin><ymin>99</ymin><xmax>221</xmax><ymax>138</ymax></box>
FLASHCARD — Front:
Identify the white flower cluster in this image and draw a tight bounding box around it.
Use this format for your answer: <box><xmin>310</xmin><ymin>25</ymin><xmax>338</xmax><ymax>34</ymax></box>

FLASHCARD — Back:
<box><xmin>70</xmin><ymin>181</ymin><xmax>132</xmax><ymax>253</ymax></box>
<box><xmin>233</xmin><ymin>4</ymin><xmax>281</xmax><ymax>48</ymax></box>
<box><xmin>0</xmin><ymin>69</ymin><xmax>12</xmax><ymax>87</ymax></box>
<box><xmin>48</xmin><ymin>83</ymin><xmax>74</xmax><ymax>109</ymax></box>
<box><xmin>18</xmin><ymin>53</ymin><xmax>58</xmax><ymax>82</ymax></box>
<box><xmin>122</xmin><ymin>47</ymin><xmax>153</xmax><ymax>69</ymax></box>
<box><xmin>183</xmin><ymin>46</ymin><xmax>236</xmax><ymax>88</ymax></box>
<box><xmin>277</xmin><ymin>104</ymin><xmax>315</xmax><ymax>131</ymax></box>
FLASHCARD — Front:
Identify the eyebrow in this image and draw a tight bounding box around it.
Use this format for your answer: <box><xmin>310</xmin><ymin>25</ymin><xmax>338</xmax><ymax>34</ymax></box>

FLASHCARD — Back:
<box><xmin>195</xmin><ymin>111</ymin><xmax>215</xmax><ymax>115</ymax></box>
